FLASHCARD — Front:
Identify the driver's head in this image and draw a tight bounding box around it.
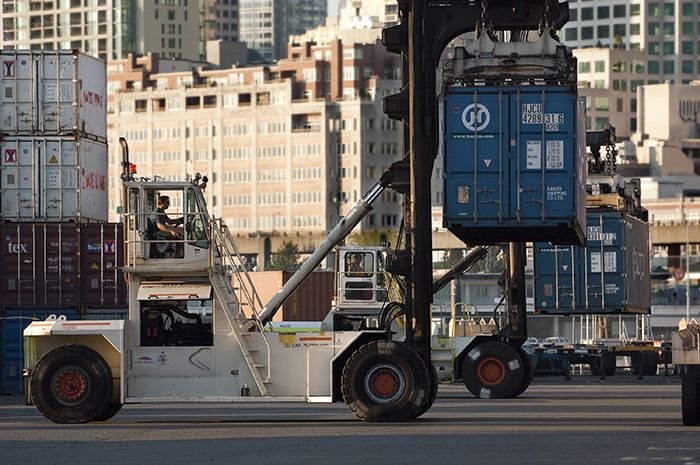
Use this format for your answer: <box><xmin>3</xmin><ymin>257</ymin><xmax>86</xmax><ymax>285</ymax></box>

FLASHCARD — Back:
<box><xmin>157</xmin><ymin>195</ymin><xmax>170</xmax><ymax>209</ymax></box>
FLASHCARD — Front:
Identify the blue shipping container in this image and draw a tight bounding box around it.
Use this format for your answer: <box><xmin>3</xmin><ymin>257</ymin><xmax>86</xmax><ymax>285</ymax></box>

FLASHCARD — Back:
<box><xmin>0</xmin><ymin>308</ymin><xmax>79</xmax><ymax>394</ymax></box>
<box><xmin>533</xmin><ymin>211</ymin><xmax>650</xmax><ymax>314</ymax></box>
<box><xmin>443</xmin><ymin>85</ymin><xmax>586</xmax><ymax>245</ymax></box>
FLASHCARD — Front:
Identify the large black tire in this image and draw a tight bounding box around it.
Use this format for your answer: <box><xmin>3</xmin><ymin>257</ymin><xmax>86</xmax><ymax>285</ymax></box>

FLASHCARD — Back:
<box><xmin>682</xmin><ymin>365</ymin><xmax>700</xmax><ymax>426</ymax></box>
<box><xmin>416</xmin><ymin>363</ymin><xmax>438</xmax><ymax>418</ymax></box>
<box><xmin>94</xmin><ymin>403</ymin><xmax>123</xmax><ymax>421</ymax></box>
<box><xmin>462</xmin><ymin>341</ymin><xmax>525</xmax><ymax>399</ymax></box>
<box><xmin>513</xmin><ymin>347</ymin><xmax>534</xmax><ymax>397</ymax></box>
<box><xmin>30</xmin><ymin>344</ymin><xmax>113</xmax><ymax>424</ymax></box>
<box><xmin>341</xmin><ymin>340</ymin><xmax>429</xmax><ymax>422</ymax></box>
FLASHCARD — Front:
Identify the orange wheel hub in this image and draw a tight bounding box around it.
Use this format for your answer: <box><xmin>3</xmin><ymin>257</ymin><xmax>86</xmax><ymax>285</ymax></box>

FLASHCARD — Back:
<box><xmin>476</xmin><ymin>356</ymin><xmax>507</xmax><ymax>387</ymax></box>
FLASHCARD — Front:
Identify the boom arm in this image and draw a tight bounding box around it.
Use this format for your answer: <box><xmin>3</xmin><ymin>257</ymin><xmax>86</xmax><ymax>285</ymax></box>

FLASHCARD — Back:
<box><xmin>257</xmin><ymin>180</ymin><xmax>387</xmax><ymax>325</ymax></box>
<box><xmin>432</xmin><ymin>246</ymin><xmax>489</xmax><ymax>295</ymax></box>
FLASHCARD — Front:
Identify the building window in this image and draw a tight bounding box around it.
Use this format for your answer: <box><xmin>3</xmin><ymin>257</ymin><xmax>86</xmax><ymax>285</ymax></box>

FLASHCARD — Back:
<box><xmin>613</xmin><ymin>5</ymin><xmax>626</xmax><ymax>17</ymax></box>
<box><xmin>630</xmin><ymin>23</ymin><xmax>641</xmax><ymax>35</ymax></box>
<box><xmin>581</xmin><ymin>7</ymin><xmax>593</xmax><ymax>20</ymax></box>
<box><xmin>663</xmin><ymin>22</ymin><xmax>674</xmax><ymax>36</ymax></box>
<box><xmin>581</xmin><ymin>26</ymin><xmax>593</xmax><ymax>40</ymax></box>
<box><xmin>616</xmin><ymin>98</ymin><xmax>623</xmax><ymax>112</ymax></box>
<box><xmin>682</xmin><ymin>3</ymin><xmax>695</xmax><ymax>16</ymax></box>
<box><xmin>597</xmin><ymin>6</ymin><xmax>609</xmax><ymax>19</ymax></box>
<box><xmin>649</xmin><ymin>42</ymin><xmax>660</xmax><ymax>55</ymax></box>
<box><xmin>630</xmin><ymin>80</ymin><xmax>644</xmax><ymax>92</ymax></box>
<box><xmin>594</xmin><ymin>117</ymin><xmax>610</xmax><ymax>130</ymax></box>
<box><xmin>613</xmin><ymin>24</ymin><xmax>626</xmax><ymax>37</ymax></box>
<box><xmin>663</xmin><ymin>60</ymin><xmax>674</xmax><ymax>74</ymax></box>
<box><xmin>683</xmin><ymin>41</ymin><xmax>694</xmax><ymax>54</ymax></box>
<box><xmin>683</xmin><ymin>60</ymin><xmax>694</xmax><ymax>74</ymax></box>
<box><xmin>683</xmin><ymin>22</ymin><xmax>695</xmax><ymax>35</ymax></box>
<box><xmin>663</xmin><ymin>2</ymin><xmax>675</xmax><ymax>16</ymax></box>
<box><xmin>594</xmin><ymin>97</ymin><xmax>609</xmax><ymax>111</ymax></box>
<box><xmin>594</xmin><ymin>61</ymin><xmax>605</xmax><ymax>73</ymax></box>
<box><xmin>565</xmin><ymin>28</ymin><xmax>578</xmax><ymax>41</ymax></box>
<box><xmin>594</xmin><ymin>79</ymin><xmax>605</xmax><ymax>89</ymax></box>
<box><xmin>569</xmin><ymin>8</ymin><xmax>578</xmax><ymax>21</ymax></box>
<box><xmin>597</xmin><ymin>25</ymin><xmax>609</xmax><ymax>39</ymax></box>
<box><xmin>649</xmin><ymin>23</ymin><xmax>660</xmax><ymax>36</ymax></box>
<box><xmin>663</xmin><ymin>42</ymin><xmax>674</xmax><ymax>55</ymax></box>
<box><xmin>631</xmin><ymin>98</ymin><xmax>637</xmax><ymax>112</ymax></box>
<box><xmin>649</xmin><ymin>4</ymin><xmax>661</xmax><ymax>16</ymax></box>
<box><xmin>579</xmin><ymin>61</ymin><xmax>590</xmax><ymax>73</ymax></box>
<box><xmin>648</xmin><ymin>61</ymin><xmax>660</xmax><ymax>74</ymax></box>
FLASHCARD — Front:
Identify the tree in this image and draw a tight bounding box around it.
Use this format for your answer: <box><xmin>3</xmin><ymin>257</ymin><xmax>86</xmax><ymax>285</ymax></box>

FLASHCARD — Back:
<box><xmin>268</xmin><ymin>241</ymin><xmax>301</xmax><ymax>271</ymax></box>
<box><xmin>345</xmin><ymin>231</ymin><xmax>398</xmax><ymax>247</ymax></box>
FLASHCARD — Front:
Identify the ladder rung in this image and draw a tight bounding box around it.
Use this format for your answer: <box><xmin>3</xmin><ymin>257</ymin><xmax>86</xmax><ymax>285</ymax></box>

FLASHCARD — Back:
<box><xmin>254</xmin><ymin>364</ymin><xmax>266</xmax><ymax>368</ymax></box>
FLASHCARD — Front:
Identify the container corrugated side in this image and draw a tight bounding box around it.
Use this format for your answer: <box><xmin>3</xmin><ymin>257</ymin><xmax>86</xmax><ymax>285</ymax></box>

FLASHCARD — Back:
<box><xmin>282</xmin><ymin>270</ymin><xmax>335</xmax><ymax>321</ymax></box>
<box><xmin>0</xmin><ymin>307</ymin><xmax>79</xmax><ymax>394</ymax></box>
<box><xmin>0</xmin><ymin>50</ymin><xmax>106</xmax><ymax>139</ymax></box>
<box><xmin>0</xmin><ymin>136</ymin><xmax>107</xmax><ymax>222</ymax></box>
<box><xmin>0</xmin><ymin>223</ymin><xmax>81</xmax><ymax>308</ymax></box>
<box><xmin>534</xmin><ymin>211</ymin><xmax>651</xmax><ymax>314</ymax></box>
<box><xmin>442</xmin><ymin>85</ymin><xmax>586</xmax><ymax>245</ymax></box>
<box><xmin>80</xmin><ymin>223</ymin><xmax>127</xmax><ymax>308</ymax></box>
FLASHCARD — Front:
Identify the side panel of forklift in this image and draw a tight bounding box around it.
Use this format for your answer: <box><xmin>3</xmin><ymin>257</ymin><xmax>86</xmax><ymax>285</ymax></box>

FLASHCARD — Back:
<box><xmin>534</xmin><ymin>211</ymin><xmax>651</xmax><ymax>314</ymax></box>
<box><xmin>442</xmin><ymin>86</ymin><xmax>586</xmax><ymax>245</ymax></box>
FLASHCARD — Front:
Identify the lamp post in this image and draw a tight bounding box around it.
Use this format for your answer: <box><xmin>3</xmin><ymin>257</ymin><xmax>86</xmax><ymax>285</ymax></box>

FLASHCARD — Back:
<box><xmin>684</xmin><ymin>195</ymin><xmax>690</xmax><ymax>320</ymax></box>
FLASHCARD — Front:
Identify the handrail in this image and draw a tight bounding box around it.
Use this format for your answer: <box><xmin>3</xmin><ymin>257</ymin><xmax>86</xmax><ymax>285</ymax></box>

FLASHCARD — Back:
<box><xmin>208</xmin><ymin>218</ymin><xmax>271</xmax><ymax>382</ymax></box>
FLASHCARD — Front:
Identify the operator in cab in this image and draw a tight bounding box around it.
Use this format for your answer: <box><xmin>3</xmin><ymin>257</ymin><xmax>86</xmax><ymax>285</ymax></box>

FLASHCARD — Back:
<box><xmin>149</xmin><ymin>195</ymin><xmax>184</xmax><ymax>238</ymax></box>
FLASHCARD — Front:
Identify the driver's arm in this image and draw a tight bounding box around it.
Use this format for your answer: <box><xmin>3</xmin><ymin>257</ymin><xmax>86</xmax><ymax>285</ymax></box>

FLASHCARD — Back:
<box><xmin>156</xmin><ymin>220</ymin><xmax>180</xmax><ymax>236</ymax></box>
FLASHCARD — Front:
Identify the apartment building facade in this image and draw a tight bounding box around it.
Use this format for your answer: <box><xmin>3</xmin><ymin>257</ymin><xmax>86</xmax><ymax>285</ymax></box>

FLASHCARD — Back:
<box><xmin>107</xmin><ymin>41</ymin><xmax>402</xmax><ymax>255</ymax></box>
<box><xmin>561</xmin><ymin>0</ymin><xmax>700</xmax><ymax>83</ymax></box>
<box><xmin>0</xmin><ymin>0</ymin><xmax>202</xmax><ymax>61</ymax></box>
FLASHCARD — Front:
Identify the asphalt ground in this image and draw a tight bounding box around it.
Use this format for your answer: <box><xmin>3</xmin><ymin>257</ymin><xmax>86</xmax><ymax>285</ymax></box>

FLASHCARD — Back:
<box><xmin>0</xmin><ymin>375</ymin><xmax>696</xmax><ymax>465</ymax></box>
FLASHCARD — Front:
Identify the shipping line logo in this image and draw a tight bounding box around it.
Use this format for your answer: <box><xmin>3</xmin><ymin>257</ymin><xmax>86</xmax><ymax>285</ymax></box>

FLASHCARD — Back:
<box><xmin>461</xmin><ymin>103</ymin><xmax>490</xmax><ymax>132</ymax></box>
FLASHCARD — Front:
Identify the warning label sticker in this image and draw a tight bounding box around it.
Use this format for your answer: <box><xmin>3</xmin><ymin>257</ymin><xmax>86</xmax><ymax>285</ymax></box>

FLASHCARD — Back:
<box><xmin>546</xmin><ymin>140</ymin><xmax>564</xmax><ymax>169</ymax></box>
<box><xmin>590</xmin><ymin>253</ymin><xmax>601</xmax><ymax>273</ymax></box>
<box><xmin>48</xmin><ymin>154</ymin><xmax>59</xmax><ymax>164</ymax></box>
<box><xmin>457</xmin><ymin>186</ymin><xmax>470</xmax><ymax>204</ymax></box>
<box><xmin>4</xmin><ymin>149</ymin><xmax>17</xmax><ymax>163</ymax></box>
<box><xmin>526</xmin><ymin>140</ymin><xmax>541</xmax><ymax>169</ymax></box>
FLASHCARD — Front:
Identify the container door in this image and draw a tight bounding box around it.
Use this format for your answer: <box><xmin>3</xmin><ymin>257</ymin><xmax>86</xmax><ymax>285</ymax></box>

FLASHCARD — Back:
<box><xmin>510</xmin><ymin>90</ymin><xmax>578</xmax><ymax>224</ymax></box>
<box><xmin>82</xmin><ymin>223</ymin><xmax>126</xmax><ymax>308</ymax></box>
<box><xmin>0</xmin><ymin>224</ymin><xmax>39</xmax><ymax>307</ymax></box>
<box><xmin>624</xmin><ymin>216</ymin><xmax>651</xmax><ymax>311</ymax></box>
<box><xmin>8</xmin><ymin>139</ymin><xmax>38</xmax><ymax>219</ymax></box>
<box><xmin>0</xmin><ymin>52</ymin><xmax>36</xmax><ymax>133</ymax></box>
<box><xmin>443</xmin><ymin>89</ymin><xmax>508</xmax><ymax>223</ymax></box>
<box><xmin>534</xmin><ymin>243</ymin><xmax>577</xmax><ymax>312</ymax></box>
<box><xmin>584</xmin><ymin>213</ymin><xmax>626</xmax><ymax>310</ymax></box>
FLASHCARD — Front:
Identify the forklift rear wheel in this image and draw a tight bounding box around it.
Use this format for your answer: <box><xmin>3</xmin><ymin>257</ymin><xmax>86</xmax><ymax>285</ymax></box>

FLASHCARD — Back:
<box><xmin>94</xmin><ymin>403</ymin><xmax>123</xmax><ymax>421</ymax></box>
<box><xmin>513</xmin><ymin>347</ymin><xmax>534</xmax><ymax>397</ymax></box>
<box><xmin>341</xmin><ymin>340</ymin><xmax>429</xmax><ymax>422</ymax></box>
<box><xmin>416</xmin><ymin>363</ymin><xmax>438</xmax><ymax>418</ymax></box>
<box><xmin>462</xmin><ymin>341</ymin><xmax>524</xmax><ymax>399</ymax></box>
<box><xmin>30</xmin><ymin>344</ymin><xmax>113</xmax><ymax>424</ymax></box>
<box><xmin>682</xmin><ymin>365</ymin><xmax>700</xmax><ymax>426</ymax></box>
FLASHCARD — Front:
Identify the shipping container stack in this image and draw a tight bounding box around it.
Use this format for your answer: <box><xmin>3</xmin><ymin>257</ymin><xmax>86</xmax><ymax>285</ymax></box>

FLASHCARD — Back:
<box><xmin>533</xmin><ymin>135</ymin><xmax>652</xmax><ymax>316</ymax></box>
<box><xmin>0</xmin><ymin>50</ymin><xmax>127</xmax><ymax>394</ymax></box>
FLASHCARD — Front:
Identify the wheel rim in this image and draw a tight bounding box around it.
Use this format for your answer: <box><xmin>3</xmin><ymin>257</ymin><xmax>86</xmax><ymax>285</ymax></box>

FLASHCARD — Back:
<box><xmin>476</xmin><ymin>356</ymin><xmax>507</xmax><ymax>387</ymax></box>
<box><xmin>364</xmin><ymin>363</ymin><xmax>406</xmax><ymax>404</ymax></box>
<box><xmin>51</xmin><ymin>366</ymin><xmax>90</xmax><ymax>406</ymax></box>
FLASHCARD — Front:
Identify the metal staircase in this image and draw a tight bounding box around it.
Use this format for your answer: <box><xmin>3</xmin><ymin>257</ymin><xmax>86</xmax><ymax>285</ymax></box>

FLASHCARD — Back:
<box><xmin>209</xmin><ymin>219</ymin><xmax>271</xmax><ymax>396</ymax></box>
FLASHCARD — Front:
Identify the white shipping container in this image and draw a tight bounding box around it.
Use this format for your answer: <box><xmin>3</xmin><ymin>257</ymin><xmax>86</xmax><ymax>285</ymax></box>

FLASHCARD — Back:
<box><xmin>0</xmin><ymin>50</ymin><xmax>106</xmax><ymax>139</ymax></box>
<box><xmin>0</xmin><ymin>137</ymin><xmax>108</xmax><ymax>222</ymax></box>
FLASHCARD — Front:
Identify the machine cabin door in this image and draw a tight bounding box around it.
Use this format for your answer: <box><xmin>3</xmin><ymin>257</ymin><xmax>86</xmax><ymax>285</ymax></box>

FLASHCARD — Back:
<box><xmin>339</xmin><ymin>250</ymin><xmax>379</xmax><ymax>306</ymax></box>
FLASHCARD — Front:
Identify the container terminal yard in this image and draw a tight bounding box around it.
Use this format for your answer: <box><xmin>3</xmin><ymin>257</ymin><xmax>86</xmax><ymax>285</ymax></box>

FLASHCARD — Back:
<box><xmin>2</xmin><ymin>1</ymin><xmax>700</xmax><ymax>464</ymax></box>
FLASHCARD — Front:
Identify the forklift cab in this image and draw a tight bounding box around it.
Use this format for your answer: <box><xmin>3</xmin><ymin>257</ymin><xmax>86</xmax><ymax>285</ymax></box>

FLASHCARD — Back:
<box><xmin>336</xmin><ymin>247</ymin><xmax>390</xmax><ymax>313</ymax></box>
<box><xmin>124</xmin><ymin>180</ymin><xmax>211</xmax><ymax>269</ymax></box>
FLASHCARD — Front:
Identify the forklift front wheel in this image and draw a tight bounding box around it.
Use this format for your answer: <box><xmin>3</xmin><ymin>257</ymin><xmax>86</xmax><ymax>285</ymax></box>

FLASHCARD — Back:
<box><xmin>30</xmin><ymin>344</ymin><xmax>113</xmax><ymax>424</ymax></box>
<box><xmin>462</xmin><ymin>341</ymin><xmax>524</xmax><ymax>399</ymax></box>
<box><xmin>513</xmin><ymin>347</ymin><xmax>534</xmax><ymax>397</ymax></box>
<box><xmin>416</xmin><ymin>363</ymin><xmax>439</xmax><ymax>418</ymax></box>
<box><xmin>341</xmin><ymin>340</ymin><xmax>429</xmax><ymax>422</ymax></box>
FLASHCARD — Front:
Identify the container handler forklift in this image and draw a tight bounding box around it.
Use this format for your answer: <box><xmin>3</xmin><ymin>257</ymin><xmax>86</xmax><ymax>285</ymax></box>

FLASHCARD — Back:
<box><xmin>23</xmin><ymin>0</ymin><xmax>573</xmax><ymax>423</ymax></box>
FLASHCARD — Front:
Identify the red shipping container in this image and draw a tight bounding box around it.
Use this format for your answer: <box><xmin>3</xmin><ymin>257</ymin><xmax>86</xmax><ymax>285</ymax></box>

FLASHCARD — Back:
<box><xmin>0</xmin><ymin>222</ymin><xmax>127</xmax><ymax>309</ymax></box>
<box><xmin>80</xmin><ymin>223</ymin><xmax>127</xmax><ymax>308</ymax></box>
<box><xmin>0</xmin><ymin>223</ymin><xmax>80</xmax><ymax>307</ymax></box>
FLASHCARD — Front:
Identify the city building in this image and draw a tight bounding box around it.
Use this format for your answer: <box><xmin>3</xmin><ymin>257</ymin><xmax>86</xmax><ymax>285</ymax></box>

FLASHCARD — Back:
<box><xmin>561</xmin><ymin>0</ymin><xmax>700</xmax><ymax>83</ymax></box>
<box><xmin>202</xmin><ymin>0</ymin><xmax>239</xmax><ymax>45</ymax></box>
<box><xmin>238</xmin><ymin>0</ymin><xmax>326</xmax><ymax>60</ymax></box>
<box><xmin>106</xmin><ymin>41</ymin><xmax>402</xmax><ymax>259</ymax></box>
<box><xmin>573</xmin><ymin>47</ymin><xmax>648</xmax><ymax>136</ymax></box>
<box><xmin>0</xmin><ymin>0</ymin><xmax>202</xmax><ymax>61</ymax></box>
<box><xmin>337</xmin><ymin>0</ymin><xmax>399</xmax><ymax>29</ymax></box>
